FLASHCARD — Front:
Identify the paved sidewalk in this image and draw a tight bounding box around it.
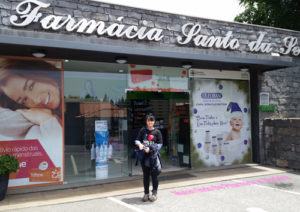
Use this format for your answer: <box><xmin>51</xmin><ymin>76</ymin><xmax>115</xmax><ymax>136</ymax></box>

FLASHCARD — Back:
<box><xmin>0</xmin><ymin>164</ymin><xmax>289</xmax><ymax>211</ymax></box>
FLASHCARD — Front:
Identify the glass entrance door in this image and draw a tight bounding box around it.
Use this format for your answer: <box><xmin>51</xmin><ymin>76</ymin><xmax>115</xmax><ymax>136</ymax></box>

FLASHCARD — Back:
<box><xmin>126</xmin><ymin>91</ymin><xmax>190</xmax><ymax>175</ymax></box>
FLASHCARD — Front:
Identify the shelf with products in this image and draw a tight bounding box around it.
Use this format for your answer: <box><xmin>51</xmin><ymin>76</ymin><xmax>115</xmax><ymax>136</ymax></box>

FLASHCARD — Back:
<box><xmin>129</xmin><ymin>99</ymin><xmax>152</xmax><ymax>129</ymax></box>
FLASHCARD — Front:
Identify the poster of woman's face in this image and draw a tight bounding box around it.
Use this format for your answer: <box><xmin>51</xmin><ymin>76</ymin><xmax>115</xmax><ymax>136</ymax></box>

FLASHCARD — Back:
<box><xmin>0</xmin><ymin>57</ymin><xmax>64</xmax><ymax>188</ymax></box>
<box><xmin>0</xmin><ymin>58</ymin><xmax>62</xmax><ymax>114</ymax></box>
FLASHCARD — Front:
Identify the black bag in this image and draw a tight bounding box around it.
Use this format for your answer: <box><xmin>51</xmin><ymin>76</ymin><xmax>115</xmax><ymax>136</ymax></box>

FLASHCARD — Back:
<box><xmin>152</xmin><ymin>155</ymin><xmax>162</xmax><ymax>176</ymax></box>
<box><xmin>132</xmin><ymin>146</ymin><xmax>146</xmax><ymax>166</ymax></box>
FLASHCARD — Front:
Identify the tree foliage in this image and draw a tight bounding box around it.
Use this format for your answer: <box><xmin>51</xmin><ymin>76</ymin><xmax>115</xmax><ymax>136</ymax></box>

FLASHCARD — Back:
<box><xmin>234</xmin><ymin>0</ymin><xmax>300</xmax><ymax>31</ymax></box>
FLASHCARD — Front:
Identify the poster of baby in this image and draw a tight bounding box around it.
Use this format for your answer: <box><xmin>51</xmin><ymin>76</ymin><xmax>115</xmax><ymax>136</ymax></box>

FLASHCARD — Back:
<box><xmin>190</xmin><ymin>78</ymin><xmax>252</xmax><ymax>168</ymax></box>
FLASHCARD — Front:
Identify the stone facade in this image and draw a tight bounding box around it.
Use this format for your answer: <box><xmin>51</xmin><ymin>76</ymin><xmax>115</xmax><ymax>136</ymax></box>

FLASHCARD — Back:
<box><xmin>0</xmin><ymin>0</ymin><xmax>300</xmax><ymax>63</ymax></box>
<box><xmin>258</xmin><ymin>66</ymin><xmax>300</xmax><ymax>166</ymax></box>
<box><xmin>263</xmin><ymin>118</ymin><xmax>300</xmax><ymax>170</ymax></box>
<box><xmin>259</xmin><ymin>66</ymin><xmax>300</xmax><ymax>118</ymax></box>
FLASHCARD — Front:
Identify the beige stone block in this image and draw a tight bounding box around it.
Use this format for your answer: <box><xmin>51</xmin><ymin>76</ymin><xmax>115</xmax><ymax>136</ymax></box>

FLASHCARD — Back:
<box><xmin>276</xmin><ymin>159</ymin><xmax>288</xmax><ymax>167</ymax></box>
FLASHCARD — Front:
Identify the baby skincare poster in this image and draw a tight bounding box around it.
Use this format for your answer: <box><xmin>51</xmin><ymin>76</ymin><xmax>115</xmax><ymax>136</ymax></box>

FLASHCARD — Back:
<box><xmin>190</xmin><ymin>77</ymin><xmax>252</xmax><ymax>168</ymax></box>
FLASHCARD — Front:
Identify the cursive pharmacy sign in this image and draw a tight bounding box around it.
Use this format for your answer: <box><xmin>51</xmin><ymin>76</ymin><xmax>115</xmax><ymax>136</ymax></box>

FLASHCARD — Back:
<box><xmin>9</xmin><ymin>0</ymin><xmax>164</xmax><ymax>41</ymax></box>
<box><xmin>177</xmin><ymin>23</ymin><xmax>300</xmax><ymax>56</ymax></box>
<box><xmin>8</xmin><ymin>0</ymin><xmax>300</xmax><ymax>57</ymax></box>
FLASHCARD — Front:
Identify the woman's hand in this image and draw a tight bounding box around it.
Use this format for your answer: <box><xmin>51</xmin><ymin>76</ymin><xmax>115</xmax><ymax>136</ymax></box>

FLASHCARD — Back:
<box><xmin>16</xmin><ymin>108</ymin><xmax>54</xmax><ymax>125</ymax></box>
<box><xmin>144</xmin><ymin>147</ymin><xmax>150</xmax><ymax>154</ymax></box>
<box><xmin>138</xmin><ymin>143</ymin><xmax>144</xmax><ymax>150</ymax></box>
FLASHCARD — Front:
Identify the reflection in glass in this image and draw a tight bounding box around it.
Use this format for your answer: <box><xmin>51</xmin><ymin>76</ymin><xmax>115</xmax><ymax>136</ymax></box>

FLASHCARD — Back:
<box><xmin>64</xmin><ymin>61</ymin><xmax>129</xmax><ymax>183</ymax></box>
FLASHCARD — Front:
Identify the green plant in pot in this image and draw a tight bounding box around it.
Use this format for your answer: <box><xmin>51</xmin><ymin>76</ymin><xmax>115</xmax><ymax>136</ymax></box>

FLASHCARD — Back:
<box><xmin>0</xmin><ymin>154</ymin><xmax>19</xmax><ymax>201</ymax></box>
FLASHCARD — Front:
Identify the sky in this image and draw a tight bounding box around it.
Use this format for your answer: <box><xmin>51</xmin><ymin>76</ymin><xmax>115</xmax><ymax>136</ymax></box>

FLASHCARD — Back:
<box><xmin>91</xmin><ymin>0</ymin><xmax>245</xmax><ymax>22</ymax></box>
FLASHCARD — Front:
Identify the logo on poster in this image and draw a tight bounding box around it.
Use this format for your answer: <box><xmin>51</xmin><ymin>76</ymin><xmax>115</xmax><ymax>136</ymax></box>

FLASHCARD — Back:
<box><xmin>20</xmin><ymin>162</ymin><xmax>27</xmax><ymax>168</ymax></box>
<box><xmin>201</xmin><ymin>92</ymin><xmax>222</xmax><ymax>99</ymax></box>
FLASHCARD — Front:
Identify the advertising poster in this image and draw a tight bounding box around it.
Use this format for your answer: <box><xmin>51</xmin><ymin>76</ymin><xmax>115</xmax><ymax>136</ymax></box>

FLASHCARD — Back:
<box><xmin>95</xmin><ymin>120</ymin><xmax>112</xmax><ymax>179</ymax></box>
<box><xmin>190</xmin><ymin>69</ymin><xmax>251</xmax><ymax>168</ymax></box>
<box><xmin>0</xmin><ymin>56</ymin><xmax>64</xmax><ymax>188</ymax></box>
<box><xmin>128</xmin><ymin>64</ymin><xmax>188</xmax><ymax>92</ymax></box>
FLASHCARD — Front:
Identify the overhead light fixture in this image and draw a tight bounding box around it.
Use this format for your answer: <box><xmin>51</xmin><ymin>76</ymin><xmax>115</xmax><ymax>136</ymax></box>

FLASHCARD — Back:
<box><xmin>271</xmin><ymin>52</ymin><xmax>280</xmax><ymax>57</ymax></box>
<box><xmin>116</xmin><ymin>57</ymin><xmax>127</xmax><ymax>64</ymax></box>
<box><xmin>181</xmin><ymin>62</ymin><xmax>192</xmax><ymax>69</ymax></box>
<box><xmin>32</xmin><ymin>50</ymin><xmax>46</xmax><ymax>58</ymax></box>
<box><xmin>64</xmin><ymin>59</ymin><xmax>69</xmax><ymax>62</ymax></box>
<box><xmin>240</xmin><ymin>66</ymin><xmax>249</xmax><ymax>72</ymax></box>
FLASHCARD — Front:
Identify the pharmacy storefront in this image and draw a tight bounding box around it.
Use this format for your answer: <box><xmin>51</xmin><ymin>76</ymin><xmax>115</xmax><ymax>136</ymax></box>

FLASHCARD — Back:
<box><xmin>0</xmin><ymin>0</ymin><xmax>299</xmax><ymax>191</ymax></box>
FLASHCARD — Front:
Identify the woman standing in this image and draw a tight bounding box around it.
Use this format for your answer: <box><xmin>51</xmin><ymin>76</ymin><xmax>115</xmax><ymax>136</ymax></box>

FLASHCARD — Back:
<box><xmin>135</xmin><ymin>113</ymin><xmax>162</xmax><ymax>202</ymax></box>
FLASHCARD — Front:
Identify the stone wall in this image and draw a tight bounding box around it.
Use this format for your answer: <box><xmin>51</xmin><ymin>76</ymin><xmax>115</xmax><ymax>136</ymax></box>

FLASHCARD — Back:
<box><xmin>259</xmin><ymin>66</ymin><xmax>300</xmax><ymax>118</ymax></box>
<box><xmin>258</xmin><ymin>66</ymin><xmax>300</xmax><ymax>164</ymax></box>
<box><xmin>263</xmin><ymin>118</ymin><xmax>300</xmax><ymax>170</ymax></box>
<box><xmin>1</xmin><ymin>0</ymin><xmax>300</xmax><ymax>61</ymax></box>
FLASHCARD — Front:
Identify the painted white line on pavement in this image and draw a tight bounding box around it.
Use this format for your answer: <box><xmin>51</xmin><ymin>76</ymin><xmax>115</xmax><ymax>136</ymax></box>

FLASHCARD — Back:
<box><xmin>232</xmin><ymin>180</ymin><xmax>300</xmax><ymax>196</ymax></box>
<box><xmin>107</xmin><ymin>197</ymin><xmax>145</xmax><ymax>212</ymax></box>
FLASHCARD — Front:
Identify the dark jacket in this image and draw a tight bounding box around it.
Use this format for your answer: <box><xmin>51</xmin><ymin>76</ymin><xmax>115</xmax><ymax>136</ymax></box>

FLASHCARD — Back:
<box><xmin>135</xmin><ymin>127</ymin><xmax>163</xmax><ymax>174</ymax></box>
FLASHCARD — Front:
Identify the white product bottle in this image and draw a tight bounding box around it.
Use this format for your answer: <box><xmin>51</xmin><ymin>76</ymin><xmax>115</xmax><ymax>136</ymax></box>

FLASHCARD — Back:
<box><xmin>204</xmin><ymin>131</ymin><xmax>211</xmax><ymax>153</ymax></box>
<box><xmin>212</xmin><ymin>136</ymin><xmax>217</xmax><ymax>155</ymax></box>
<box><xmin>104</xmin><ymin>144</ymin><xmax>108</xmax><ymax>161</ymax></box>
<box><xmin>217</xmin><ymin>137</ymin><xmax>223</xmax><ymax>155</ymax></box>
<box><xmin>204</xmin><ymin>131</ymin><xmax>211</xmax><ymax>160</ymax></box>
<box><xmin>96</xmin><ymin>146</ymin><xmax>100</xmax><ymax>161</ymax></box>
<box><xmin>108</xmin><ymin>144</ymin><xmax>113</xmax><ymax>159</ymax></box>
<box><xmin>100</xmin><ymin>145</ymin><xmax>104</xmax><ymax>160</ymax></box>
<box><xmin>223</xmin><ymin>141</ymin><xmax>230</xmax><ymax>164</ymax></box>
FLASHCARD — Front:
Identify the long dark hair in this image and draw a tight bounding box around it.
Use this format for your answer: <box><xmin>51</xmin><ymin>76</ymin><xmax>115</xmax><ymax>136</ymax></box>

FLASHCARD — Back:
<box><xmin>0</xmin><ymin>58</ymin><xmax>62</xmax><ymax>118</ymax></box>
<box><xmin>145</xmin><ymin>113</ymin><xmax>156</xmax><ymax>122</ymax></box>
